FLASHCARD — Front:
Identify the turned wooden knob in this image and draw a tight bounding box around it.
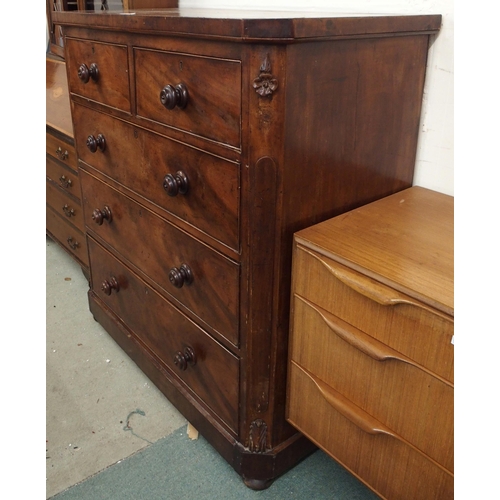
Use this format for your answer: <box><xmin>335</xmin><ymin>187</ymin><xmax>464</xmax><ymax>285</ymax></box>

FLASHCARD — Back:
<box><xmin>163</xmin><ymin>171</ymin><xmax>189</xmax><ymax>196</ymax></box>
<box><xmin>169</xmin><ymin>264</ymin><xmax>193</xmax><ymax>288</ymax></box>
<box><xmin>160</xmin><ymin>83</ymin><xmax>188</xmax><ymax>110</ymax></box>
<box><xmin>87</xmin><ymin>133</ymin><xmax>106</xmax><ymax>153</ymax></box>
<box><xmin>92</xmin><ymin>206</ymin><xmax>113</xmax><ymax>225</ymax></box>
<box><xmin>78</xmin><ymin>63</ymin><xmax>99</xmax><ymax>83</ymax></box>
<box><xmin>101</xmin><ymin>276</ymin><xmax>119</xmax><ymax>296</ymax></box>
<box><xmin>174</xmin><ymin>346</ymin><xmax>196</xmax><ymax>371</ymax></box>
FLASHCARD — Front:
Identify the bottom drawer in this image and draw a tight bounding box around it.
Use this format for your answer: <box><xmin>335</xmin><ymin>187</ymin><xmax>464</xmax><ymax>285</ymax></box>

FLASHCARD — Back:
<box><xmin>88</xmin><ymin>237</ymin><xmax>239</xmax><ymax>432</ymax></box>
<box><xmin>46</xmin><ymin>206</ymin><xmax>89</xmax><ymax>267</ymax></box>
<box><xmin>287</xmin><ymin>362</ymin><xmax>453</xmax><ymax>500</ymax></box>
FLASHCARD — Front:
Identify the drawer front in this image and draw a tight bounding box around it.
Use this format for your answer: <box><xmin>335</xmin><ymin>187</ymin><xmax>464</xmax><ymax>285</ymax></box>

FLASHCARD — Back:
<box><xmin>135</xmin><ymin>48</ymin><xmax>241</xmax><ymax>148</ymax></box>
<box><xmin>46</xmin><ymin>181</ymin><xmax>85</xmax><ymax>233</ymax></box>
<box><xmin>46</xmin><ymin>206</ymin><xmax>89</xmax><ymax>267</ymax></box>
<box><xmin>293</xmin><ymin>245</ymin><xmax>454</xmax><ymax>383</ymax></box>
<box><xmin>46</xmin><ymin>155</ymin><xmax>81</xmax><ymax>197</ymax></box>
<box><xmin>88</xmin><ymin>237</ymin><xmax>239</xmax><ymax>431</ymax></box>
<box><xmin>287</xmin><ymin>362</ymin><xmax>454</xmax><ymax>500</ymax></box>
<box><xmin>65</xmin><ymin>38</ymin><xmax>130</xmax><ymax>112</ymax></box>
<box><xmin>290</xmin><ymin>295</ymin><xmax>453</xmax><ymax>472</ymax></box>
<box><xmin>80</xmin><ymin>169</ymin><xmax>240</xmax><ymax>345</ymax></box>
<box><xmin>73</xmin><ymin>104</ymin><xmax>240</xmax><ymax>250</ymax></box>
<box><xmin>46</xmin><ymin>132</ymin><xmax>77</xmax><ymax>170</ymax></box>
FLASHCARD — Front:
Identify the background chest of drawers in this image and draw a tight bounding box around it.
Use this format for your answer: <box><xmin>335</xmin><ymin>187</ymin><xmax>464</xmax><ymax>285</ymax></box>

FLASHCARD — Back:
<box><xmin>46</xmin><ymin>56</ymin><xmax>89</xmax><ymax>278</ymax></box>
<box><xmin>287</xmin><ymin>187</ymin><xmax>454</xmax><ymax>499</ymax></box>
<box><xmin>53</xmin><ymin>8</ymin><xmax>441</xmax><ymax>488</ymax></box>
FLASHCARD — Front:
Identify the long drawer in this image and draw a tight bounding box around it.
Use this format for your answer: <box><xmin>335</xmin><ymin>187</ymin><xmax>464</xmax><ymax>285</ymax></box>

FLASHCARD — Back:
<box><xmin>88</xmin><ymin>237</ymin><xmax>239</xmax><ymax>432</ymax></box>
<box><xmin>134</xmin><ymin>48</ymin><xmax>241</xmax><ymax>148</ymax></box>
<box><xmin>290</xmin><ymin>294</ymin><xmax>453</xmax><ymax>473</ymax></box>
<box><xmin>72</xmin><ymin>103</ymin><xmax>240</xmax><ymax>250</ymax></box>
<box><xmin>292</xmin><ymin>245</ymin><xmax>454</xmax><ymax>383</ymax></box>
<box><xmin>46</xmin><ymin>180</ymin><xmax>85</xmax><ymax>233</ymax></box>
<box><xmin>46</xmin><ymin>206</ymin><xmax>89</xmax><ymax>267</ymax></box>
<box><xmin>80</xmin><ymin>169</ymin><xmax>240</xmax><ymax>345</ymax></box>
<box><xmin>65</xmin><ymin>37</ymin><xmax>130</xmax><ymax>112</ymax></box>
<box><xmin>287</xmin><ymin>361</ymin><xmax>453</xmax><ymax>500</ymax></box>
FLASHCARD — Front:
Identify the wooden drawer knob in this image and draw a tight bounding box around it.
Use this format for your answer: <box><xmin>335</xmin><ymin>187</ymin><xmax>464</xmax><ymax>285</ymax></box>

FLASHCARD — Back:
<box><xmin>163</xmin><ymin>171</ymin><xmax>189</xmax><ymax>196</ymax></box>
<box><xmin>87</xmin><ymin>134</ymin><xmax>106</xmax><ymax>153</ymax></box>
<box><xmin>78</xmin><ymin>63</ymin><xmax>99</xmax><ymax>83</ymax></box>
<box><xmin>160</xmin><ymin>83</ymin><xmax>188</xmax><ymax>110</ymax></box>
<box><xmin>169</xmin><ymin>264</ymin><xmax>193</xmax><ymax>288</ymax></box>
<box><xmin>92</xmin><ymin>206</ymin><xmax>113</xmax><ymax>225</ymax></box>
<box><xmin>174</xmin><ymin>346</ymin><xmax>196</xmax><ymax>371</ymax></box>
<box><xmin>101</xmin><ymin>276</ymin><xmax>120</xmax><ymax>296</ymax></box>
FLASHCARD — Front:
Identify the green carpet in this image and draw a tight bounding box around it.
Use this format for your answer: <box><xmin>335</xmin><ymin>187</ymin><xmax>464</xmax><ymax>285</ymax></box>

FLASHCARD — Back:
<box><xmin>52</xmin><ymin>425</ymin><xmax>378</xmax><ymax>499</ymax></box>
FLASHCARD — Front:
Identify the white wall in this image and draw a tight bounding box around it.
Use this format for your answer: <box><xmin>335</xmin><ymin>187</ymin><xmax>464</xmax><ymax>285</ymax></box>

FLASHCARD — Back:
<box><xmin>180</xmin><ymin>0</ymin><xmax>454</xmax><ymax>196</ymax></box>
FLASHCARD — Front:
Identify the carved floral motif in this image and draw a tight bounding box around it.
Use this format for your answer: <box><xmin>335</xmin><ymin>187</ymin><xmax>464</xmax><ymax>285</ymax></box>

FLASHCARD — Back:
<box><xmin>249</xmin><ymin>419</ymin><xmax>268</xmax><ymax>453</ymax></box>
<box><xmin>253</xmin><ymin>55</ymin><xmax>278</xmax><ymax>97</ymax></box>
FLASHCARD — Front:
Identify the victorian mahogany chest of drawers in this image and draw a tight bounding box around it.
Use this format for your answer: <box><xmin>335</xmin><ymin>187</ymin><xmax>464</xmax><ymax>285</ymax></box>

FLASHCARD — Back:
<box><xmin>46</xmin><ymin>56</ymin><xmax>89</xmax><ymax>277</ymax></box>
<box><xmin>53</xmin><ymin>8</ymin><xmax>441</xmax><ymax>489</ymax></box>
<box><xmin>287</xmin><ymin>187</ymin><xmax>454</xmax><ymax>499</ymax></box>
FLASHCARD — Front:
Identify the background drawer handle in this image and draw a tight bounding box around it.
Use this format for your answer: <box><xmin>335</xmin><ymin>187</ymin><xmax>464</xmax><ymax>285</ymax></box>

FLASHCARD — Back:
<box><xmin>78</xmin><ymin>63</ymin><xmax>99</xmax><ymax>83</ymax></box>
<box><xmin>101</xmin><ymin>276</ymin><xmax>120</xmax><ymax>295</ymax></box>
<box><xmin>66</xmin><ymin>237</ymin><xmax>79</xmax><ymax>250</ymax></box>
<box><xmin>92</xmin><ymin>206</ymin><xmax>113</xmax><ymax>225</ymax></box>
<box><xmin>87</xmin><ymin>134</ymin><xmax>106</xmax><ymax>153</ymax></box>
<box><xmin>174</xmin><ymin>346</ymin><xmax>196</xmax><ymax>371</ymax></box>
<box><xmin>160</xmin><ymin>83</ymin><xmax>188</xmax><ymax>110</ymax></box>
<box><xmin>59</xmin><ymin>175</ymin><xmax>72</xmax><ymax>188</ymax></box>
<box><xmin>62</xmin><ymin>204</ymin><xmax>75</xmax><ymax>218</ymax></box>
<box><xmin>169</xmin><ymin>264</ymin><xmax>193</xmax><ymax>288</ymax></box>
<box><xmin>55</xmin><ymin>147</ymin><xmax>69</xmax><ymax>160</ymax></box>
<box><xmin>163</xmin><ymin>171</ymin><xmax>189</xmax><ymax>196</ymax></box>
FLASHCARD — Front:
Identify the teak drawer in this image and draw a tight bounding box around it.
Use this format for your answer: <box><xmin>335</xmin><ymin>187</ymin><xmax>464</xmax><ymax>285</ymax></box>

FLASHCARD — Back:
<box><xmin>72</xmin><ymin>104</ymin><xmax>240</xmax><ymax>250</ymax></box>
<box><xmin>290</xmin><ymin>294</ymin><xmax>454</xmax><ymax>472</ymax></box>
<box><xmin>46</xmin><ymin>132</ymin><xmax>77</xmax><ymax>169</ymax></box>
<box><xmin>287</xmin><ymin>362</ymin><xmax>453</xmax><ymax>500</ymax></box>
<box><xmin>46</xmin><ymin>155</ymin><xmax>81</xmax><ymax>198</ymax></box>
<box><xmin>80</xmin><ymin>169</ymin><xmax>240</xmax><ymax>345</ymax></box>
<box><xmin>134</xmin><ymin>48</ymin><xmax>241</xmax><ymax>148</ymax></box>
<box><xmin>293</xmin><ymin>245</ymin><xmax>454</xmax><ymax>383</ymax></box>
<box><xmin>46</xmin><ymin>181</ymin><xmax>85</xmax><ymax>233</ymax></box>
<box><xmin>46</xmin><ymin>206</ymin><xmax>89</xmax><ymax>267</ymax></box>
<box><xmin>65</xmin><ymin>38</ymin><xmax>130</xmax><ymax>112</ymax></box>
<box><xmin>88</xmin><ymin>237</ymin><xmax>239</xmax><ymax>432</ymax></box>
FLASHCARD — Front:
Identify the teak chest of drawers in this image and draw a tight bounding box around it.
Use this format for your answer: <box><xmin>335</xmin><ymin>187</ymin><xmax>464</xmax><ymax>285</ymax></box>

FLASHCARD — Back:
<box><xmin>46</xmin><ymin>56</ymin><xmax>89</xmax><ymax>277</ymax></box>
<box><xmin>287</xmin><ymin>187</ymin><xmax>454</xmax><ymax>499</ymax></box>
<box><xmin>53</xmin><ymin>8</ymin><xmax>441</xmax><ymax>488</ymax></box>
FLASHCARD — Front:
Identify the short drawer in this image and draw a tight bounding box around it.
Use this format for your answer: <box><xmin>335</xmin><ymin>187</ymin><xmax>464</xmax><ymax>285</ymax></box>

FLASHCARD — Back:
<box><xmin>135</xmin><ymin>48</ymin><xmax>241</xmax><ymax>148</ymax></box>
<box><xmin>80</xmin><ymin>169</ymin><xmax>240</xmax><ymax>346</ymax></box>
<box><xmin>65</xmin><ymin>38</ymin><xmax>130</xmax><ymax>112</ymax></box>
<box><xmin>46</xmin><ymin>155</ymin><xmax>81</xmax><ymax>197</ymax></box>
<box><xmin>290</xmin><ymin>294</ymin><xmax>454</xmax><ymax>473</ymax></box>
<box><xmin>293</xmin><ymin>244</ymin><xmax>454</xmax><ymax>383</ymax></box>
<box><xmin>46</xmin><ymin>206</ymin><xmax>89</xmax><ymax>267</ymax></box>
<box><xmin>287</xmin><ymin>361</ymin><xmax>453</xmax><ymax>500</ymax></box>
<box><xmin>88</xmin><ymin>237</ymin><xmax>239</xmax><ymax>432</ymax></box>
<box><xmin>46</xmin><ymin>180</ymin><xmax>85</xmax><ymax>233</ymax></box>
<box><xmin>46</xmin><ymin>132</ymin><xmax>77</xmax><ymax>169</ymax></box>
<box><xmin>72</xmin><ymin>104</ymin><xmax>240</xmax><ymax>250</ymax></box>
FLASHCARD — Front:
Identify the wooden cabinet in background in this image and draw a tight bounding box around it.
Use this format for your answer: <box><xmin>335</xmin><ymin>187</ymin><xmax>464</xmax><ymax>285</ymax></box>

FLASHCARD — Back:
<box><xmin>287</xmin><ymin>187</ymin><xmax>454</xmax><ymax>499</ymax></box>
<box><xmin>46</xmin><ymin>56</ymin><xmax>89</xmax><ymax>277</ymax></box>
<box><xmin>53</xmin><ymin>8</ymin><xmax>441</xmax><ymax>489</ymax></box>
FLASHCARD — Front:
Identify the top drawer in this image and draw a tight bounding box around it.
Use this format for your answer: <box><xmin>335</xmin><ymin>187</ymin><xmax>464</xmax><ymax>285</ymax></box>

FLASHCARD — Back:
<box><xmin>135</xmin><ymin>48</ymin><xmax>241</xmax><ymax>148</ymax></box>
<box><xmin>293</xmin><ymin>244</ymin><xmax>454</xmax><ymax>383</ymax></box>
<box><xmin>65</xmin><ymin>38</ymin><xmax>131</xmax><ymax>112</ymax></box>
<box><xmin>46</xmin><ymin>132</ymin><xmax>77</xmax><ymax>170</ymax></box>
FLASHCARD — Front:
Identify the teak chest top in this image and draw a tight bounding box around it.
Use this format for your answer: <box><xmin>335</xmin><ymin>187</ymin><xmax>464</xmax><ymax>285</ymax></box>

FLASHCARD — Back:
<box><xmin>295</xmin><ymin>186</ymin><xmax>454</xmax><ymax>316</ymax></box>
